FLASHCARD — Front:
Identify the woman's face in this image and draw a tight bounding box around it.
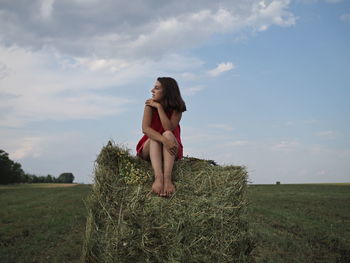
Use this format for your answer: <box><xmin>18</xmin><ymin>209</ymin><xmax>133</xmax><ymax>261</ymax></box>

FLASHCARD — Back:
<box><xmin>151</xmin><ymin>81</ymin><xmax>164</xmax><ymax>102</ymax></box>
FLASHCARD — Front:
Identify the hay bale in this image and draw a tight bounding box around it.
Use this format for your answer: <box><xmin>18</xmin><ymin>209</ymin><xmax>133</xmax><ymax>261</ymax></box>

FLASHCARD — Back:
<box><xmin>82</xmin><ymin>141</ymin><xmax>254</xmax><ymax>263</ymax></box>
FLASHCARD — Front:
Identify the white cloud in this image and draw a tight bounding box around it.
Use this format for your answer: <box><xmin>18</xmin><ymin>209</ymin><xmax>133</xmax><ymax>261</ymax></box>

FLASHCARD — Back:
<box><xmin>0</xmin><ymin>62</ymin><xmax>12</xmax><ymax>79</ymax></box>
<box><xmin>181</xmin><ymin>72</ymin><xmax>198</xmax><ymax>81</ymax></box>
<box><xmin>303</xmin><ymin>119</ymin><xmax>318</xmax><ymax>124</ymax></box>
<box><xmin>340</xmin><ymin>14</ymin><xmax>350</xmax><ymax>21</ymax></box>
<box><xmin>317</xmin><ymin>170</ymin><xmax>326</xmax><ymax>176</ymax></box>
<box><xmin>0</xmin><ymin>45</ymin><xmax>207</xmax><ymax>127</ymax></box>
<box><xmin>315</xmin><ymin>130</ymin><xmax>336</xmax><ymax>137</ymax></box>
<box><xmin>247</xmin><ymin>0</ymin><xmax>297</xmax><ymax>31</ymax></box>
<box><xmin>0</xmin><ymin>130</ymin><xmax>83</xmax><ymax>160</ymax></box>
<box><xmin>208</xmin><ymin>123</ymin><xmax>235</xmax><ymax>131</ymax></box>
<box><xmin>208</xmin><ymin>62</ymin><xmax>235</xmax><ymax>77</ymax></box>
<box><xmin>75</xmin><ymin>57</ymin><xmax>130</xmax><ymax>72</ymax></box>
<box><xmin>0</xmin><ymin>1</ymin><xmax>297</xmax><ymax>128</ymax></box>
<box><xmin>0</xmin><ymin>45</ymin><xmax>133</xmax><ymax>126</ymax></box>
<box><xmin>228</xmin><ymin>140</ymin><xmax>252</xmax><ymax>146</ymax></box>
<box><xmin>271</xmin><ymin>139</ymin><xmax>300</xmax><ymax>152</ymax></box>
<box><xmin>325</xmin><ymin>0</ymin><xmax>343</xmax><ymax>3</ymax></box>
<box><xmin>11</xmin><ymin>137</ymin><xmax>44</xmax><ymax>159</ymax></box>
<box><xmin>182</xmin><ymin>126</ymin><xmax>216</xmax><ymax>144</ymax></box>
<box><xmin>294</xmin><ymin>0</ymin><xmax>342</xmax><ymax>4</ymax></box>
<box><xmin>40</xmin><ymin>0</ymin><xmax>55</xmax><ymax>19</ymax></box>
<box><xmin>182</xmin><ymin>86</ymin><xmax>205</xmax><ymax>96</ymax></box>
<box><xmin>0</xmin><ymin>1</ymin><xmax>297</xmax><ymax>60</ymax></box>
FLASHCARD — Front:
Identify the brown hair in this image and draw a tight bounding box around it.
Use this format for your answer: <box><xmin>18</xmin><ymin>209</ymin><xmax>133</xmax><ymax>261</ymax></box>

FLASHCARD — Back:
<box><xmin>157</xmin><ymin>77</ymin><xmax>187</xmax><ymax>113</ymax></box>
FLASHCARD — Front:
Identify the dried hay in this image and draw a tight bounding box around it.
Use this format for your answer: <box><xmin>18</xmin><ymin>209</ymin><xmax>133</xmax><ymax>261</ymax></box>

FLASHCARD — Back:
<box><xmin>82</xmin><ymin>141</ymin><xmax>254</xmax><ymax>262</ymax></box>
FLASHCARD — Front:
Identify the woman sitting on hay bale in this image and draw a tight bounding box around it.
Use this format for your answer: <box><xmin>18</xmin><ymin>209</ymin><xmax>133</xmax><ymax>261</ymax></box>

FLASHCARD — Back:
<box><xmin>136</xmin><ymin>77</ymin><xmax>186</xmax><ymax>197</ymax></box>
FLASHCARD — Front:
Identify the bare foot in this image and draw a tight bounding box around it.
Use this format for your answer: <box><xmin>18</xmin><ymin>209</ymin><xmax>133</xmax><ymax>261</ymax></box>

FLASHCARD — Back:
<box><xmin>163</xmin><ymin>180</ymin><xmax>175</xmax><ymax>197</ymax></box>
<box><xmin>152</xmin><ymin>176</ymin><xmax>163</xmax><ymax>196</ymax></box>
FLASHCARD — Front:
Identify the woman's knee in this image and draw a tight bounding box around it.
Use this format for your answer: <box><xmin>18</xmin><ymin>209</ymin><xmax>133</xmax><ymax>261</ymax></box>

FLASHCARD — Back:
<box><xmin>162</xmin><ymin>130</ymin><xmax>175</xmax><ymax>139</ymax></box>
<box><xmin>162</xmin><ymin>130</ymin><xmax>178</xmax><ymax>147</ymax></box>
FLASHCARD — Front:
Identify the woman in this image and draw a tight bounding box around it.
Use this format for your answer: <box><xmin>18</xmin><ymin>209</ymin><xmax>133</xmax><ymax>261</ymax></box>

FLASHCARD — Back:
<box><xmin>136</xmin><ymin>77</ymin><xmax>186</xmax><ymax>197</ymax></box>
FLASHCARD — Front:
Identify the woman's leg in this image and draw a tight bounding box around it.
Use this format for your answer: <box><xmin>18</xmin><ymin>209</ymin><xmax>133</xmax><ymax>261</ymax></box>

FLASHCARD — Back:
<box><xmin>140</xmin><ymin>139</ymin><xmax>150</xmax><ymax>161</ymax></box>
<box><xmin>149</xmin><ymin>139</ymin><xmax>164</xmax><ymax>195</ymax></box>
<box><xmin>162</xmin><ymin>131</ymin><xmax>178</xmax><ymax>197</ymax></box>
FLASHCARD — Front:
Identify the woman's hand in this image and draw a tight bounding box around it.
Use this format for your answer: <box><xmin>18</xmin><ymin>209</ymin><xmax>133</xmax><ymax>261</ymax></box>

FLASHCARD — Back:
<box><xmin>145</xmin><ymin>99</ymin><xmax>161</xmax><ymax>109</ymax></box>
<box><xmin>163</xmin><ymin>137</ymin><xmax>178</xmax><ymax>156</ymax></box>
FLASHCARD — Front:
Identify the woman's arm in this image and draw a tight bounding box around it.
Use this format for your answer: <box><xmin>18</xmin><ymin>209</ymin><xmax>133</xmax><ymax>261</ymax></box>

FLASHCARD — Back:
<box><xmin>142</xmin><ymin>105</ymin><xmax>166</xmax><ymax>144</ymax></box>
<box><xmin>156</xmin><ymin>104</ymin><xmax>182</xmax><ymax>131</ymax></box>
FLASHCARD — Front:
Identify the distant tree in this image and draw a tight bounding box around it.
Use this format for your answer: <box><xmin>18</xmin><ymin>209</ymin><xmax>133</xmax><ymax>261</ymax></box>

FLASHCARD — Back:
<box><xmin>31</xmin><ymin>174</ymin><xmax>39</xmax><ymax>183</ymax></box>
<box><xmin>20</xmin><ymin>173</ymin><xmax>30</xmax><ymax>183</ymax></box>
<box><xmin>57</xmin><ymin>173</ymin><xmax>74</xmax><ymax>183</ymax></box>
<box><xmin>25</xmin><ymin>173</ymin><xmax>34</xmax><ymax>183</ymax></box>
<box><xmin>44</xmin><ymin>174</ymin><xmax>54</xmax><ymax>183</ymax></box>
<box><xmin>38</xmin><ymin>176</ymin><xmax>46</xmax><ymax>183</ymax></box>
<box><xmin>0</xmin><ymin>149</ymin><xmax>25</xmax><ymax>184</ymax></box>
<box><xmin>52</xmin><ymin>176</ymin><xmax>58</xmax><ymax>183</ymax></box>
<box><xmin>30</xmin><ymin>174</ymin><xmax>40</xmax><ymax>183</ymax></box>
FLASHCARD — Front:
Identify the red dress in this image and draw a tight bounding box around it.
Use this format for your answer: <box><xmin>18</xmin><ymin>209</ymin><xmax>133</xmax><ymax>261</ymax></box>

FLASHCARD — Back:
<box><xmin>136</xmin><ymin>108</ymin><xmax>183</xmax><ymax>160</ymax></box>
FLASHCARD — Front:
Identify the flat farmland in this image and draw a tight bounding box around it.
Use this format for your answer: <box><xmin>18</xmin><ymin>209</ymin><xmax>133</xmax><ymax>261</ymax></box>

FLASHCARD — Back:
<box><xmin>0</xmin><ymin>183</ymin><xmax>349</xmax><ymax>262</ymax></box>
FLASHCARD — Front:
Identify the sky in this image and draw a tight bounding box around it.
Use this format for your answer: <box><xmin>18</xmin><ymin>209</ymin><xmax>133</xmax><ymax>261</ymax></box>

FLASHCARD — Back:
<box><xmin>0</xmin><ymin>0</ymin><xmax>349</xmax><ymax>184</ymax></box>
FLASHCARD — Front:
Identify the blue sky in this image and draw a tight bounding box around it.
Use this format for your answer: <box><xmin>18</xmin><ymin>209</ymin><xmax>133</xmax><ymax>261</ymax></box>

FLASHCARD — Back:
<box><xmin>0</xmin><ymin>0</ymin><xmax>349</xmax><ymax>184</ymax></box>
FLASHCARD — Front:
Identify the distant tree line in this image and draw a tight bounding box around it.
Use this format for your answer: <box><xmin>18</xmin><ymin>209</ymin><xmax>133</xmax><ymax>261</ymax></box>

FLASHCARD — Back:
<box><xmin>0</xmin><ymin>149</ymin><xmax>74</xmax><ymax>185</ymax></box>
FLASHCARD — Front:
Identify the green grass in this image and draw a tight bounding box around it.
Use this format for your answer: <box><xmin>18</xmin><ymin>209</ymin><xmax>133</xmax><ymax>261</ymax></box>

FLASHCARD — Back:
<box><xmin>246</xmin><ymin>184</ymin><xmax>350</xmax><ymax>263</ymax></box>
<box><xmin>1</xmin><ymin>183</ymin><xmax>349</xmax><ymax>262</ymax></box>
<box><xmin>0</xmin><ymin>183</ymin><xmax>92</xmax><ymax>263</ymax></box>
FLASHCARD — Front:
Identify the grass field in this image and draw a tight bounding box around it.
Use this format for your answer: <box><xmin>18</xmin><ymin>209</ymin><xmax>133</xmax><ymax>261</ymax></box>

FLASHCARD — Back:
<box><xmin>0</xmin><ymin>183</ymin><xmax>90</xmax><ymax>263</ymax></box>
<box><xmin>246</xmin><ymin>184</ymin><xmax>350</xmax><ymax>263</ymax></box>
<box><xmin>0</xmin><ymin>183</ymin><xmax>349</xmax><ymax>262</ymax></box>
